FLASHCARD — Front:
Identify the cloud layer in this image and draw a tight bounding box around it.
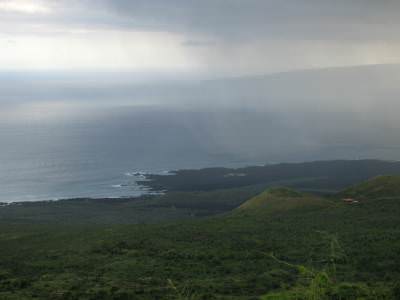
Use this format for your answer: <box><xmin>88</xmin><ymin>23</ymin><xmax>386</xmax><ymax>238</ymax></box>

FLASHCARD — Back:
<box><xmin>1</xmin><ymin>0</ymin><xmax>400</xmax><ymax>74</ymax></box>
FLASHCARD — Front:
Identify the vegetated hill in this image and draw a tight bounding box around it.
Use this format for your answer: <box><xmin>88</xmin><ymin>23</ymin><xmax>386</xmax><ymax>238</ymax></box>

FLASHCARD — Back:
<box><xmin>0</xmin><ymin>178</ymin><xmax>400</xmax><ymax>299</ymax></box>
<box><xmin>339</xmin><ymin>175</ymin><xmax>400</xmax><ymax>199</ymax></box>
<box><xmin>237</xmin><ymin>187</ymin><xmax>332</xmax><ymax>213</ymax></box>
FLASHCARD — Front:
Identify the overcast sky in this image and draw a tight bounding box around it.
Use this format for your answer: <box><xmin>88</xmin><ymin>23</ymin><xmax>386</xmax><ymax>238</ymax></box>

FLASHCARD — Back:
<box><xmin>2</xmin><ymin>1</ymin><xmax>400</xmax><ymax>167</ymax></box>
<box><xmin>1</xmin><ymin>0</ymin><xmax>400</xmax><ymax>75</ymax></box>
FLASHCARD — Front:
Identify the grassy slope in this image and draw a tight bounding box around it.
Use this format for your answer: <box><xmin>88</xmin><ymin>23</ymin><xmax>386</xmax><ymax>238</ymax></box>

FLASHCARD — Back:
<box><xmin>0</xmin><ymin>179</ymin><xmax>400</xmax><ymax>299</ymax></box>
<box><xmin>237</xmin><ymin>187</ymin><xmax>332</xmax><ymax>213</ymax></box>
<box><xmin>339</xmin><ymin>175</ymin><xmax>400</xmax><ymax>199</ymax></box>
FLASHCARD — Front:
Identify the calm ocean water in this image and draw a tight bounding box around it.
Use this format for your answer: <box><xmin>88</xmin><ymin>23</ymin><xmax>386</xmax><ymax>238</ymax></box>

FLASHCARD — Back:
<box><xmin>2</xmin><ymin>68</ymin><xmax>397</xmax><ymax>203</ymax></box>
<box><xmin>0</xmin><ymin>103</ymin><xmax>262</xmax><ymax>203</ymax></box>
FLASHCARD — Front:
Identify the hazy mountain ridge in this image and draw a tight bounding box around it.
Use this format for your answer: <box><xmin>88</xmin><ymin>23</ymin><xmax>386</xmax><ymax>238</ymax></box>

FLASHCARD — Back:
<box><xmin>2</xmin><ymin>64</ymin><xmax>400</xmax><ymax>166</ymax></box>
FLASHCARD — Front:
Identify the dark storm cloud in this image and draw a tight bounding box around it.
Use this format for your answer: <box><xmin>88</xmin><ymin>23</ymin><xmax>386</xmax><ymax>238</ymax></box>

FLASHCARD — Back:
<box><xmin>9</xmin><ymin>0</ymin><xmax>399</xmax><ymax>42</ymax></box>
<box><xmin>3</xmin><ymin>0</ymin><xmax>400</xmax><ymax>73</ymax></box>
<box><xmin>100</xmin><ymin>0</ymin><xmax>400</xmax><ymax>41</ymax></box>
<box><xmin>182</xmin><ymin>40</ymin><xmax>216</xmax><ymax>47</ymax></box>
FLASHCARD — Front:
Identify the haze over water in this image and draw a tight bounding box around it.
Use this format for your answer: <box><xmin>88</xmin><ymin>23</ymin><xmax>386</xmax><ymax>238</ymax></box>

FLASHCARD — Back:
<box><xmin>1</xmin><ymin>65</ymin><xmax>400</xmax><ymax>202</ymax></box>
<box><xmin>0</xmin><ymin>102</ymin><xmax>266</xmax><ymax>203</ymax></box>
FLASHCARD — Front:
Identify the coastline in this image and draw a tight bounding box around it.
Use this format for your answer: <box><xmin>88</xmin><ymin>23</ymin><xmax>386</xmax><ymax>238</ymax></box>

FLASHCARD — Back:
<box><xmin>3</xmin><ymin>159</ymin><xmax>400</xmax><ymax>205</ymax></box>
<box><xmin>137</xmin><ymin>159</ymin><xmax>400</xmax><ymax>193</ymax></box>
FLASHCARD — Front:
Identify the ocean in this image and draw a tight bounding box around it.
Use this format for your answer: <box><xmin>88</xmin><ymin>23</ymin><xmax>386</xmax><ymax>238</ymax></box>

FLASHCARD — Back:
<box><xmin>2</xmin><ymin>67</ymin><xmax>398</xmax><ymax>202</ymax></box>
<box><xmin>0</xmin><ymin>103</ymin><xmax>262</xmax><ymax>203</ymax></box>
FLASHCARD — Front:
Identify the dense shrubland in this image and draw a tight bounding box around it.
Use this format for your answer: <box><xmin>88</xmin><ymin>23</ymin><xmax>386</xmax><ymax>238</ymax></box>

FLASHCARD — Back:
<box><xmin>0</xmin><ymin>177</ymin><xmax>400</xmax><ymax>299</ymax></box>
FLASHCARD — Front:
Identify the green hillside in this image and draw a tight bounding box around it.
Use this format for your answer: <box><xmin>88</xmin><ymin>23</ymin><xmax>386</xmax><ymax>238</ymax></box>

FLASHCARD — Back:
<box><xmin>237</xmin><ymin>187</ymin><xmax>331</xmax><ymax>213</ymax></box>
<box><xmin>339</xmin><ymin>175</ymin><xmax>400</xmax><ymax>199</ymax></box>
<box><xmin>0</xmin><ymin>178</ymin><xmax>400</xmax><ymax>299</ymax></box>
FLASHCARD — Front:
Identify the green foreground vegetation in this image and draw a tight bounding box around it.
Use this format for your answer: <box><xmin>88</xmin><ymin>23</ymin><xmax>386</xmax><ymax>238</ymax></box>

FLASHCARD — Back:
<box><xmin>1</xmin><ymin>176</ymin><xmax>400</xmax><ymax>299</ymax></box>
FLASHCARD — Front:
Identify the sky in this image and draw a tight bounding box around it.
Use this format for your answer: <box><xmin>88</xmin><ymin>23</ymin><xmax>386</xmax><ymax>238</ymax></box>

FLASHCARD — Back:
<box><xmin>1</xmin><ymin>0</ymin><xmax>400</xmax><ymax>75</ymax></box>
